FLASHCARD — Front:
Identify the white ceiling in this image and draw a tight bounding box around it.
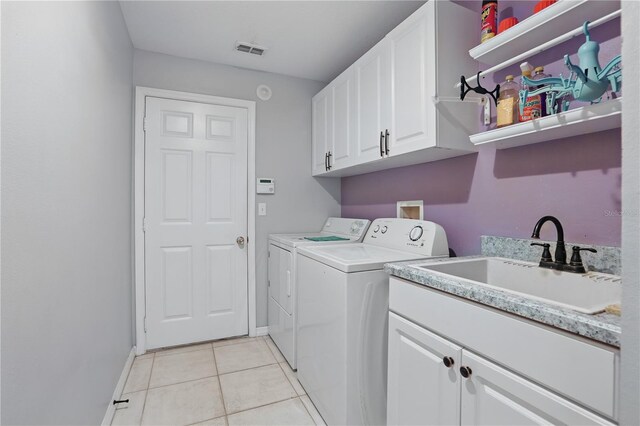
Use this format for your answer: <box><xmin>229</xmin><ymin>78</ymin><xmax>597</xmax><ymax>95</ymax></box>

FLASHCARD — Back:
<box><xmin>119</xmin><ymin>1</ymin><xmax>425</xmax><ymax>82</ymax></box>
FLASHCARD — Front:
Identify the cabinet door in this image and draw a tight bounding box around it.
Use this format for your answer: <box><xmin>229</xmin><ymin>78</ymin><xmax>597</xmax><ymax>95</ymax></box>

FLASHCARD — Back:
<box><xmin>387</xmin><ymin>312</ymin><xmax>461</xmax><ymax>426</ymax></box>
<box><xmin>354</xmin><ymin>39</ymin><xmax>391</xmax><ymax>164</ymax></box>
<box><xmin>387</xmin><ymin>2</ymin><xmax>436</xmax><ymax>157</ymax></box>
<box><xmin>460</xmin><ymin>350</ymin><xmax>614</xmax><ymax>426</ymax></box>
<box><xmin>311</xmin><ymin>88</ymin><xmax>330</xmax><ymax>176</ymax></box>
<box><xmin>329</xmin><ymin>69</ymin><xmax>356</xmax><ymax>171</ymax></box>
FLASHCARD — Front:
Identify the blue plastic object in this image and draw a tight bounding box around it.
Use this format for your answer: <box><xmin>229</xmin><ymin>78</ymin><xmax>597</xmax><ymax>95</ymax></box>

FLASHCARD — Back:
<box><xmin>519</xmin><ymin>21</ymin><xmax>622</xmax><ymax>116</ymax></box>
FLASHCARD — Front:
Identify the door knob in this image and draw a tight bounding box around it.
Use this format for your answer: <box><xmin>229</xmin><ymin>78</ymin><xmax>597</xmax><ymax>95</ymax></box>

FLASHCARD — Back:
<box><xmin>236</xmin><ymin>236</ymin><xmax>245</xmax><ymax>246</ymax></box>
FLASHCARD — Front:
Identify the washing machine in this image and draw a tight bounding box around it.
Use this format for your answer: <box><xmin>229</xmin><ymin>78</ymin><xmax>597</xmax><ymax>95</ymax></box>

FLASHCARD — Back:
<box><xmin>296</xmin><ymin>218</ymin><xmax>449</xmax><ymax>426</ymax></box>
<box><xmin>268</xmin><ymin>217</ymin><xmax>370</xmax><ymax>369</ymax></box>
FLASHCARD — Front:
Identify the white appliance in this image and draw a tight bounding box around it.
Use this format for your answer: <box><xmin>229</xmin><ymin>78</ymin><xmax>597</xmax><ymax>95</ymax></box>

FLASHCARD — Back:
<box><xmin>268</xmin><ymin>217</ymin><xmax>371</xmax><ymax>369</ymax></box>
<box><xmin>296</xmin><ymin>218</ymin><xmax>449</xmax><ymax>426</ymax></box>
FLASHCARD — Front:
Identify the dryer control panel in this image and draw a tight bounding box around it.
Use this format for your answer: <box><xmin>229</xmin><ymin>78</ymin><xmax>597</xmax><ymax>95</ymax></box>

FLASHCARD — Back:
<box><xmin>321</xmin><ymin>217</ymin><xmax>371</xmax><ymax>241</ymax></box>
<box><xmin>364</xmin><ymin>218</ymin><xmax>449</xmax><ymax>256</ymax></box>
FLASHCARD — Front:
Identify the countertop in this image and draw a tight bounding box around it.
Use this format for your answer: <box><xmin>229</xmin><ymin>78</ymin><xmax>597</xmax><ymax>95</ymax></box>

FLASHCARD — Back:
<box><xmin>384</xmin><ymin>256</ymin><xmax>621</xmax><ymax>348</ymax></box>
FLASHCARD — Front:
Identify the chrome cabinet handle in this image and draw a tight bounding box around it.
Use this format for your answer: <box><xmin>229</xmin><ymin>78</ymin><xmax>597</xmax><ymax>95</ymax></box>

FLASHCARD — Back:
<box><xmin>236</xmin><ymin>236</ymin><xmax>245</xmax><ymax>246</ymax></box>
<box><xmin>380</xmin><ymin>131</ymin><xmax>385</xmax><ymax>157</ymax></box>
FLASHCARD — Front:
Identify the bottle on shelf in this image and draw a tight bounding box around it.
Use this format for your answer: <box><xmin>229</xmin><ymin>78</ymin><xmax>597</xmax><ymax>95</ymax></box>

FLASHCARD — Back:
<box><xmin>531</xmin><ymin>66</ymin><xmax>550</xmax><ymax>117</ymax></box>
<box><xmin>519</xmin><ymin>62</ymin><xmax>542</xmax><ymax>122</ymax></box>
<box><xmin>481</xmin><ymin>0</ymin><xmax>498</xmax><ymax>43</ymax></box>
<box><xmin>496</xmin><ymin>75</ymin><xmax>519</xmax><ymax>128</ymax></box>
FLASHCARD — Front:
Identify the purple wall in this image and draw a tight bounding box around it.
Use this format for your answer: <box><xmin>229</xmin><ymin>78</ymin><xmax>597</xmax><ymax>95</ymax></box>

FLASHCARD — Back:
<box><xmin>341</xmin><ymin>3</ymin><xmax>622</xmax><ymax>256</ymax></box>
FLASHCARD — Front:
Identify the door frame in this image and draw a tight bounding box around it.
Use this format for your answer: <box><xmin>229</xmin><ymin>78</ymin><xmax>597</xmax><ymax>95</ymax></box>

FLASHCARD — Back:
<box><xmin>133</xmin><ymin>86</ymin><xmax>257</xmax><ymax>355</ymax></box>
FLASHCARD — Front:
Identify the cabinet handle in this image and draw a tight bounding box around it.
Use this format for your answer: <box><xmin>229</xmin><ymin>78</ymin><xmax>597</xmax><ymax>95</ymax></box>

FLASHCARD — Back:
<box><xmin>380</xmin><ymin>131</ymin><xmax>385</xmax><ymax>157</ymax></box>
<box><xmin>384</xmin><ymin>129</ymin><xmax>390</xmax><ymax>155</ymax></box>
<box><xmin>442</xmin><ymin>356</ymin><xmax>454</xmax><ymax>368</ymax></box>
<box><xmin>325</xmin><ymin>153</ymin><xmax>328</xmax><ymax>171</ymax></box>
<box><xmin>328</xmin><ymin>151</ymin><xmax>332</xmax><ymax>170</ymax></box>
<box><xmin>459</xmin><ymin>366</ymin><xmax>472</xmax><ymax>378</ymax></box>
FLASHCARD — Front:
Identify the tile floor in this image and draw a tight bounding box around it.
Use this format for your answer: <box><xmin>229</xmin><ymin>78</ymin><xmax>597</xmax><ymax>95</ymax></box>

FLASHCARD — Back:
<box><xmin>112</xmin><ymin>336</ymin><xmax>325</xmax><ymax>426</ymax></box>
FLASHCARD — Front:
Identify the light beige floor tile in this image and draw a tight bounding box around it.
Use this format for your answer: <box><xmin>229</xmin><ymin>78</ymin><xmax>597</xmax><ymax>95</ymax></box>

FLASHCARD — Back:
<box><xmin>141</xmin><ymin>377</ymin><xmax>224</xmax><ymax>426</ymax></box>
<box><xmin>212</xmin><ymin>336</ymin><xmax>260</xmax><ymax>348</ymax></box>
<box><xmin>123</xmin><ymin>358</ymin><xmax>153</xmax><ymax>393</ymax></box>
<box><xmin>265</xmin><ymin>337</ymin><xmax>285</xmax><ymax>363</ymax></box>
<box><xmin>227</xmin><ymin>398</ymin><xmax>314</xmax><ymax>426</ymax></box>
<box><xmin>214</xmin><ymin>340</ymin><xmax>276</xmax><ymax>374</ymax></box>
<box><xmin>135</xmin><ymin>352</ymin><xmax>155</xmax><ymax>361</ymax></box>
<box><xmin>112</xmin><ymin>390</ymin><xmax>146</xmax><ymax>426</ymax></box>
<box><xmin>300</xmin><ymin>395</ymin><xmax>326</xmax><ymax>426</ymax></box>
<box><xmin>279</xmin><ymin>362</ymin><xmax>305</xmax><ymax>396</ymax></box>
<box><xmin>219</xmin><ymin>364</ymin><xmax>297</xmax><ymax>414</ymax></box>
<box><xmin>189</xmin><ymin>416</ymin><xmax>227</xmax><ymax>426</ymax></box>
<box><xmin>154</xmin><ymin>343</ymin><xmax>212</xmax><ymax>357</ymax></box>
<box><xmin>149</xmin><ymin>348</ymin><xmax>216</xmax><ymax>388</ymax></box>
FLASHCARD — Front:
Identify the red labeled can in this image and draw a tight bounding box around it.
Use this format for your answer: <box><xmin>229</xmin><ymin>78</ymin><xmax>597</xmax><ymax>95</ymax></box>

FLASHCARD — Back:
<box><xmin>481</xmin><ymin>0</ymin><xmax>498</xmax><ymax>43</ymax></box>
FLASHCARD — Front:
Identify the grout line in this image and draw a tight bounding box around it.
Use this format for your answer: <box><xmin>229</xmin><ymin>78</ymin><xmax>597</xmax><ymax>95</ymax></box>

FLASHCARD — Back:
<box><xmin>225</xmin><ymin>395</ymin><xmax>301</xmax><ymax>417</ymax></box>
<box><xmin>300</xmin><ymin>395</ymin><xmax>323</xmax><ymax>426</ymax></box>
<box><xmin>299</xmin><ymin>397</ymin><xmax>318</xmax><ymax>425</ymax></box>
<box><xmin>137</xmin><ymin>353</ymin><xmax>155</xmax><ymax>426</ymax></box>
<box><xmin>185</xmin><ymin>415</ymin><xmax>226</xmax><ymax>426</ymax></box>
<box><xmin>217</xmin><ymin>361</ymin><xmax>280</xmax><ymax>377</ymax></box>
<box><xmin>212</xmin><ymin>345</ymin><xmax>228</xmax><ymax>417</ymax></box>
<box><xmin>153</xmin><ymin>346</ymin><xmax>214</xmax><ymax>358</ymax></box>
<box><xmin>147</xmin><ymin>374</ymin><xmax>219</xmax><ymax>391</ymax></box>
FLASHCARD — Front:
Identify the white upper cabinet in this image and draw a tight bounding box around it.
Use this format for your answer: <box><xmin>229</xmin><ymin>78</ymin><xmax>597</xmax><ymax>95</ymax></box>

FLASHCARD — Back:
<box><xmin>387</xmin><ymin>4</ymin><xmax>433</xmax><ymax>156</ymax></box>
<box><xmin>312</xmin><ymin>0</ymin><xmax>478</xmax><ymax>177</ymax></box>
<box><xmin>311</xmin><ymin>87</ymin><xmax>330</xmax><ymax>175</ymax></box>
<box><xmin>354</xmin><ymin>39</ymin><xmax>391</xmax><ymax>164</ymax></box>
<box><xmin>329</xmin><ymin>68</ymin><xmax>356</xmax><ymax>170</ymax></box>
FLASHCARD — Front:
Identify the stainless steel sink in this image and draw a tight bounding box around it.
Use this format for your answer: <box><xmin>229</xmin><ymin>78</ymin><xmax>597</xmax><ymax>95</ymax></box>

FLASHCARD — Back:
<box><xmin>416</xmin><ymin>257</ymin><xmax>621</xmax><ymax>314</ymax></box>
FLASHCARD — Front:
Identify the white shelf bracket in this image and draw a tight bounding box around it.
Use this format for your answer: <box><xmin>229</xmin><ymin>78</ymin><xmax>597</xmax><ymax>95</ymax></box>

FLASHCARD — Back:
<box><xmin>432</xmin><ymin>95</ymin><xmax>491</xmax><ymax>125</ymax></box>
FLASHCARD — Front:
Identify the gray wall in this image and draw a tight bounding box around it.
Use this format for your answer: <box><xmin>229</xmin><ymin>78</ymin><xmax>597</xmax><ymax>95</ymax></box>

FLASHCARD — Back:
<box><xmin>1</xmin><ymin>2</ymin><xmax>134</xmax><ymax>424</ymax></box>
<box><xmin>133</xmin><ymin>49</ymin><xmax>341</xmax><ymax>328</ymax></box>
<box><xmin>621</xmin><ymin>0</ymin><xmax>640</xmax><ymax>424</ymax></box>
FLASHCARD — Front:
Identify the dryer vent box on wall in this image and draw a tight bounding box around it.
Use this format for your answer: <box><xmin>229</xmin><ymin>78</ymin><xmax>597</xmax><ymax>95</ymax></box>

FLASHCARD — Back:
<box><xmin>397</xmin><ymin>200</ymin><xmax>423</xmax><ymax>220</ymax></box>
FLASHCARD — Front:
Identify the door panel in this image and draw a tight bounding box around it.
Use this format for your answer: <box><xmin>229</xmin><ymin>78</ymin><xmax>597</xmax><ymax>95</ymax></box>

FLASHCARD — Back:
<box><xmin>331</xmin><ymin>71</ymin><xmax>354</xmax><ymax>169</ymax></box>
<box><xmin>387</xmin><ymin>313</ymin><xmax>461</xmax><ymax>426</ymax></box>
<box><xmin>312</xmin><ymin>89</ymin><xmax>330</xmax><ymax>175</ymax></box>
<box><xmin>388</xmin><ymin>4</ymin><xmax>436</xmax><ymax>156</ymax></box>
<box><xmin>460</xmin><ymin>350</ymin><xmax>613</xmax><ymax>426</ymax></box>
<box><xmin>355</xmin><ymin>40</ymin><xmax>391</xmax><ymax>163</ymax></box>
<box><xmin>145</xmin><ymin>96</ymin><xmax>248</xmax><ymax>349</ymax></box>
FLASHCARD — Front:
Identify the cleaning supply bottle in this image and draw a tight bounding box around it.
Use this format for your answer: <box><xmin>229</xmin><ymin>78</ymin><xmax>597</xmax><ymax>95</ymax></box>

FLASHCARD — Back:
<box><xmin>481</xmin><ymin>0</ymin><xmax>498</xmax><ymax>43</ymax></box>
<box><xmin>531</xmin><ymin>66</ymin><xmax>550</xmax><ymax>116</ymax></box>
<box><xmin>519</xmin><ymin>62</ymin><xmax>542</xmax><ymax>122</ymax></box>
<box><xmin>496</xmin><ymin>75</ymin><xmax>519</xmax><ymax>128</ymax></box>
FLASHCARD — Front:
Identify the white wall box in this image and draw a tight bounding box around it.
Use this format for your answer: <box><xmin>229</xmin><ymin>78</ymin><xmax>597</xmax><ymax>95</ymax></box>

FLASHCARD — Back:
<box><xmin>312</xmin><ymin>0</ymin><xmax>479</xmax><ymax>177</ymax></box>
<box><xmin>388</xmin><ymin>277</ymin><xmax>619</xmax><ymax>425</ymax></box>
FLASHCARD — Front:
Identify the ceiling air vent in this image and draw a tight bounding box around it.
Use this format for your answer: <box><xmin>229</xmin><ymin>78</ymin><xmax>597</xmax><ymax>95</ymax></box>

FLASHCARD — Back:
<box><xmin>235</xmin><ymin>41</ymin><xmax>267</xmax><ymax>56</ymax></box>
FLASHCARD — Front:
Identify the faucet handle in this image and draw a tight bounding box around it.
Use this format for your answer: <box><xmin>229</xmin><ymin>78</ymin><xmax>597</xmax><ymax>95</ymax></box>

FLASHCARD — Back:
<box><xmin>570</xmin><ymin>246</ymin><xmax>597</xmax><ymax>266</ymax></box>
<box><xmin>531</xmin><ymin>243</ymin><xmax>553</xmax><ymax>262</ymax></box>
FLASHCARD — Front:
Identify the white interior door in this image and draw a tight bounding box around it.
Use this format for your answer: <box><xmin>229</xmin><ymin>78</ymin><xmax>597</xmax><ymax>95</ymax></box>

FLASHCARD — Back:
<box><xmin>144</xmin><ymin>96</ymin><xmax>248</xmax><ymax>349</ymax></box>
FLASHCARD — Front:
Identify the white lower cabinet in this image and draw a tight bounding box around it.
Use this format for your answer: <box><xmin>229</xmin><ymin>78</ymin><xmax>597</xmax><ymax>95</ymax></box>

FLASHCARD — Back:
<box><xmin>460</xmin><ymin>350</ymin><xmax>614</xmax><ymax>426</ymax></box>
<box><xmin>388</xmin><ymin>278</ymin><xmax>618</xmax><ymax>426</ymax></box>
<box><xmin>387</xmin><ymin>313</ymin><xmax>461</xmax><ymax>426</ymax></box>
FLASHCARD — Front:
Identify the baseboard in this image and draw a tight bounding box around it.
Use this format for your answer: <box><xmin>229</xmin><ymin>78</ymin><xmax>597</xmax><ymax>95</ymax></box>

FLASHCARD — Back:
<box><xmin>255</xmin><ymin>326</ymin><xmax>269</xmax><ymax>337</ymax></box>
<box><xmin>101</xmin><ymin>347</ymin><xmax>136</xmax><ymax>426</ymax></box>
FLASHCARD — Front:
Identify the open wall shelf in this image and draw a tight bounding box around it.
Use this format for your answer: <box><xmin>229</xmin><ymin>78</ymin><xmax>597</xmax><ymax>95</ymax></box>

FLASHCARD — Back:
<box><xmin>469</xmin><ymin>98</ymin><xmax>622</xmax><ymax>150</ymax></box>
<box><xmin>469</xmin><ymin>0</ymin><xmax>620</xmax><ymax>66</ymax></box>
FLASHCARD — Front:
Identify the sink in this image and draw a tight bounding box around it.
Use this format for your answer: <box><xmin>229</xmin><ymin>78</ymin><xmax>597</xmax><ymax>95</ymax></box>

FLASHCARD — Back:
<box><xmin>416</xmin><ymin>257</ymin><xmax>621</xmax><ymax>314</ymax></box>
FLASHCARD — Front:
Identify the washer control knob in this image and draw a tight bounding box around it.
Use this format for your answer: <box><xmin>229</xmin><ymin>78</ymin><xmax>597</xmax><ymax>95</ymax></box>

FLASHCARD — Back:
<box><xmin>409</xmin><ymin>226</ymin><xmax>423</xmax><ymax>241</ymax></box>
<box><xmin>373</xmin><ymin>225</ymin><xmax>380</xmax><ymax>233</ymax></box>
<box><xmin>381</xmin><ymin>226</ymin><xmax>388</xmax><ymax>234</ymax></box>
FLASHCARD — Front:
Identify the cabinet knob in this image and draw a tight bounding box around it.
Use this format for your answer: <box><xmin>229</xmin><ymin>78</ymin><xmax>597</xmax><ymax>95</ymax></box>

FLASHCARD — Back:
<box><xmin>459</xmin><ymin>366</ymin><xmax>472</xmax><ymax>378</ymax></box>
<box><xmin>442</xmin><ymin>356</ymin><xmax>454</xmax><ymax>368</ymax></box>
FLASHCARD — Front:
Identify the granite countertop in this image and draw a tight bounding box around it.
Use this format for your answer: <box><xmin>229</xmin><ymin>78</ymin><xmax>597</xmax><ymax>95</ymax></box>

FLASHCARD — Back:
<box><xmin>384</xmin><ymin>256</ymin><xmax>622</xmax><ymax>348</ymax></box>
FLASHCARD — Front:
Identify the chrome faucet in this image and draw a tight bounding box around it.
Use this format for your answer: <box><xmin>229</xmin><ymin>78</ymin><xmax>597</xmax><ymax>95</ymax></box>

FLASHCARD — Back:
<box><xmin>531</xmin><ymin>216</ymin><xmax>566</xmax><ymax>269</ymax></box>
<box><xmin>530</xmin><ymin>215</ymin><xmax>596</xmax><ymax>273</ymax></box>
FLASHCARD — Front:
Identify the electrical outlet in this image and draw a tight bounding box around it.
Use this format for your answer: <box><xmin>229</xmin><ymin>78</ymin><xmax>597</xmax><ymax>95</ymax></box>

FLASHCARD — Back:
<box><xmin>258</xmin><ymin>203</ymin><xmax>267</xmax><ymax>216</ymax></box>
